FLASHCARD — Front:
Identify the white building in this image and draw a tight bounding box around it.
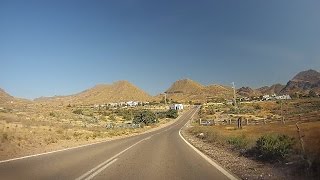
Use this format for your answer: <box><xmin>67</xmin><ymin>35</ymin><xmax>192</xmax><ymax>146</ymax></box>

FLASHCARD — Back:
<box><xmin>262</xmin><ymin>95</ymin><xmax>271</xmax><ymax>101</ymax></box>
<box><xmin>126</xmin><ymin>101</ymin><xmax>139</xmax><ymax>106</ymax></box>
<box><xmin>275</xmin><ymin>94</ymin><xmax>291</xmax><ymax>100</ymax></box>
<box><xmin>170</xmin><ymin>104</ymin><xmax>184</xmax><ymax>110</ymax></box>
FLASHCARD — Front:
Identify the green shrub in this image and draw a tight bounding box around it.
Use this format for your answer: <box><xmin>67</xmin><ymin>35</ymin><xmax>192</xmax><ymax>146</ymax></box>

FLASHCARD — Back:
<box><xmin>255</xmin><ymin>134</ymin><xmax>295</xmax><ymax>161</ymax></box>
<box><xmin>227</xmin><ymin>135</ymin><xmax>248</xmax><ymax>150</ymax></box>
<box><xmin>156</xmin><ymin>109</ymin><xmax>178</xmax><ymax>119</ymax></box>
<box><xmin>156</xmin><ymin>112</ymin><xmax>166</xmax><ymax>119</ymax></box>
<box><xmin>166</xmin><ymin>109</ymin><xmax>178</xmax><ymax>119</ymax></box>
<box><xmin>133</xmin><ymin>110</ymin><xmax>158</xmax><ymax>126</ymax></box>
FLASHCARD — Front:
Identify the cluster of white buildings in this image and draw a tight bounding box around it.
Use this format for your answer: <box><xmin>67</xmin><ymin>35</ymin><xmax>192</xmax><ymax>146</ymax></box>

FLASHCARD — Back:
<box><xmin>262</xmin><ymin>94</ymin><xmax>291</xmax><ymax>101</ymax></box>
<box><xmin>92</xmin><ymin>101</ymin><xmax>149</xmax><ymax>109</ymax></box>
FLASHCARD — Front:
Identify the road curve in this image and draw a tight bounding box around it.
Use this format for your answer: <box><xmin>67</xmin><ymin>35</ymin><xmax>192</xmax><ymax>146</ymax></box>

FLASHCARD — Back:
<box><xmin>0</xmin><ymin>107</ymin><xmax>235</xmax><ymax>180</ymax></box>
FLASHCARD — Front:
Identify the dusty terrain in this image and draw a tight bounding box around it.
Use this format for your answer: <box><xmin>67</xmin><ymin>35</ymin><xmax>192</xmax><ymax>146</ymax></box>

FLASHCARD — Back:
<box><xmin>0</xmin><ymin>103</ymin><xmax>181</xmax><ymax>161</ymax></box>
<box><xmin>186</xmin><ymin>98</ymin><xmax>320</xmax><ymax>179</ymax></box>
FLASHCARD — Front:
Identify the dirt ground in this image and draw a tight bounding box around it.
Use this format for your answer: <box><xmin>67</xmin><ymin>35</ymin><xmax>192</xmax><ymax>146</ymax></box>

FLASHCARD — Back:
<box><xmin>0</xmin><ymin>105</ymin><xmax>182</xmax><ymax>161</ymax></box>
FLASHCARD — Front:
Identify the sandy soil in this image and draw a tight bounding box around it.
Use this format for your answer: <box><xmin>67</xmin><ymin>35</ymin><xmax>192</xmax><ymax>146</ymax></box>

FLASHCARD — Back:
<box><xmin>0</xmin><ymin>114</ymin><xmax>180</xmax><ymax>161</ymax></box>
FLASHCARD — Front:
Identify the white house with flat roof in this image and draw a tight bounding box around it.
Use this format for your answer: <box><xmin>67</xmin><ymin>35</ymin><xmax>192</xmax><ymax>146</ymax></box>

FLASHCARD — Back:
<box><xmin>170</xmin><ymin>104</ymin><xmax>184</xmax><ymax>110</ymax></box>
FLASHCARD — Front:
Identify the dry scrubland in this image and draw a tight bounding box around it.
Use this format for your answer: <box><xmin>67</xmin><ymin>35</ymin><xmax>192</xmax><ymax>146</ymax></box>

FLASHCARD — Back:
<box><xmin>0</xmin><ymin>103</ymin><xmax>180</xmax><ymax>160</ymax></box>
<box><xmin>189</xmin><ymin>98</ymin><xmax>320</xmax><ymax>178</ymax></box>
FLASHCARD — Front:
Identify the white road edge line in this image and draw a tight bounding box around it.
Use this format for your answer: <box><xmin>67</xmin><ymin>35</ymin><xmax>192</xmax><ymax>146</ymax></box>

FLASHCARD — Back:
<box><xmin>75</xmin><ymin>135</ymin><xmax>153</xmax><ymax>180</ymax></box>
<box><xmin>178</xmin><ymin>107</ymin><xmax>238</xmax><ymax>180</ymax></box>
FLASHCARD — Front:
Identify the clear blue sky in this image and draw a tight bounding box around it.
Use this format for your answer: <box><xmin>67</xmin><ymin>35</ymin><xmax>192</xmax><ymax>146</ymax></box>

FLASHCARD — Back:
<box><xmin>1</xmin><ymin>0</ymin><xmax>320</xmax><ymax>99</ymax></box>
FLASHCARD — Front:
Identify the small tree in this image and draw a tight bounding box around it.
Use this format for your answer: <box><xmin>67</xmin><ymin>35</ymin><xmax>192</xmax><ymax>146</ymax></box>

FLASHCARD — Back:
<box><xmin>133</xmin><ymin>110</ymin><xmax>158</xmax><ymax>126</ymax></box>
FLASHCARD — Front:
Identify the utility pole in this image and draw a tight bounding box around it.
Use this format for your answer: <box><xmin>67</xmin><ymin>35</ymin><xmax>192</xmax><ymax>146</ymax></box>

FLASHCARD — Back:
<box><xmin>232</xmin><ymin>82</ymin><xmax>237</xmax><ymax>107</ymax></box>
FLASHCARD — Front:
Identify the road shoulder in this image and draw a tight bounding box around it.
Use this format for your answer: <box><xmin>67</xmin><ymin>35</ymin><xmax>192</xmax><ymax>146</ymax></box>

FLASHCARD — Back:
<box><xmin>181</xmin><ymin>127</ymin><xmax>289</xmax><ymax>180</ymax></box>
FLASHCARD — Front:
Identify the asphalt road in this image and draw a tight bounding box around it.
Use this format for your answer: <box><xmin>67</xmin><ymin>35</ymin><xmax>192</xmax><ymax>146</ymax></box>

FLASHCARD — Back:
<box><xmin>0</xmin><ymin>107</ymin><xmax>235</xmax><ymax>180</ymax></box>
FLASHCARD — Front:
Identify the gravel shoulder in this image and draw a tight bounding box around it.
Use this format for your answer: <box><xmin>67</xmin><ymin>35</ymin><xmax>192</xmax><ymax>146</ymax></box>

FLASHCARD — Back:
<box><xmin>181</xmin><ymin>126</ymin><xmax>295</xmax><ymax>180</ymax></box>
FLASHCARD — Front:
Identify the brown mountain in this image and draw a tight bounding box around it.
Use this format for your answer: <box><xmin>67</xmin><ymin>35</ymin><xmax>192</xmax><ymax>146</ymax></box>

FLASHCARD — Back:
<box><xmin>164</xmin><ymin>79</ymin><xmax>233</xmax><ymax>103</ymax></box>
<box><xmin>0</xmin><ymin>88</ymin><xmax>31</xmax><ymax>108</ymax></box>
<box><xmin>35</xmin><ymin>80</ymin><xmax>153</xmax><ymax>105</ymax></box>
<box><xmin>280</xmin><ymin>69</ymin><xmax>320</xmax><ymax>95</ymax></box>
<box><xmin>165</xmin><ymin>79</ymin><xmax>204</xmax><ymax>94</ymax></box>
<box><xmin>257</xmin><ymin>84</ymin><xmax>285</xmax><ymax>95</ymax></box>
<box><xmin>0</xmin><ymin>88</ymin><xmax>15</xmax><ymax>104</ymax></box>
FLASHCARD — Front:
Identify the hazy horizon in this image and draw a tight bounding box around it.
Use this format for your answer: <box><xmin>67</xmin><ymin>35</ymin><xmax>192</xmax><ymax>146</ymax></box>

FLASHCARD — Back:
<box><xmin>1</xmin><ymin>1</ymin><xmax>320</xmax><ymax>99</ymax></box>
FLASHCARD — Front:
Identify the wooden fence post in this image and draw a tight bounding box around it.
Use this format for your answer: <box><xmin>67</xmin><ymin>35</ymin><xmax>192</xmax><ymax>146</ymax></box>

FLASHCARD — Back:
<box><xmin>296</xmin><ymin>122</ymin><xmax>305</xmax><ymax>156</ymax></box>
<box><xmin>237</xmin><ymin>117</ymin><xmax>242</xmax><ymax>129</ymax></box>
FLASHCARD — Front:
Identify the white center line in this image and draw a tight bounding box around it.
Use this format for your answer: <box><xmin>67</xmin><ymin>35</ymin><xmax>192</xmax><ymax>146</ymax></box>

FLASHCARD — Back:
<box><xmin>83</xmin><ymin>158</ymin><xmax>118</xmax><ymax>180</ymax></box>
<box><xmin>75</xmin><ymin>135</ymin><xmax>153</xmax><ymax>180</ymax></box>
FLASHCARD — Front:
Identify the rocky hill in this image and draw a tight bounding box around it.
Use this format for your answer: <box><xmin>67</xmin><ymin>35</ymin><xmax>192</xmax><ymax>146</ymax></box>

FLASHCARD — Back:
<box><xmin>164</xmin><ymin>79</ymin><xmax>233</xmax><ymax>103</ymax></box>
<box><xmin>237</xmin><ymin>87</ymin><xmax>261</xmax><ymax>97</ymax></box>
<box><xmin>35</xmin><ymin>81</ymin><xmax>153</xmax><ymax>105</ymax></box>
<box><xmin>280</xmin><ymin>69</ymin><xmax>320</xmax><ymax>95</ymax></box>
<box><xmin>257</xmin><ymin>84</ymin><xmax>285</xmax><ymax>95</ymax></box>
<box><xmin>0</xmin><ymin>88</ymin><xmax>15</xmax><ymax>104</ymax></box>
<box><xmin>236</xmin><ymin>70</ymin><xmax>320</xmax><ymax>97</ymax></box>
<box><xmin>165</xmin><ymin>79</ymin><xmax>204</xmax><ymax>94</ymax></box>
<box><xmin>0</xmin><ymin>88</ymin><xmax>31</xmax><ymax>108</ymax></box>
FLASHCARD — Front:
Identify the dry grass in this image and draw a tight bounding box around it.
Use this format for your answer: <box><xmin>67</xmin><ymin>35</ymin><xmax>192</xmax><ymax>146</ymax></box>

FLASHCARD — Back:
<box><xmin>0</xmin><ymin>103</ymin><xmax>180</xmax><ymax>161</ymax></box>
<box><xmin>199</xmin><ymin>122</ymin><xmax>320</xmax><ymax>155</ymax></box>
<box><xmin>192</xmin><ymin>98</ymin><xmax>320</xmax><ymax>178</ymax></box>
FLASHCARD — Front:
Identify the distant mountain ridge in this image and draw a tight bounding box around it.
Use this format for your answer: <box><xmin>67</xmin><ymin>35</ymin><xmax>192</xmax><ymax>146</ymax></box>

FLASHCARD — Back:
<box><xmin>35</xmin><ymin>80</ymin><xmax>153</xmax><ymax>105</ymax></box>
<box><xmin>237</xmin><ymin>84</ymin><xmax>285</xmax><ymax>97</ymax></box>
<box><xmin>237</xmin><ymin>69</ymin><xmax>320</xmax><ymax>97</ymax></box>
<box><xmin>1</xmin><ymin>69</ymin><xmax>319</xmax><ymax>105</ymax></box>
